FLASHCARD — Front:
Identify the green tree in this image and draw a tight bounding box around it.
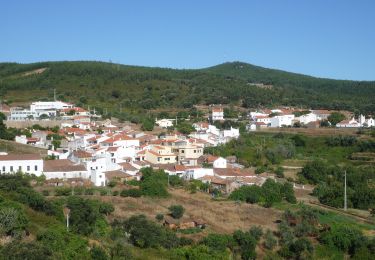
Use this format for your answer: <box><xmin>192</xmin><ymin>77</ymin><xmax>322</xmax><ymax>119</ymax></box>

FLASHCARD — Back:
<box><xmin>328</xmin><ymin>112</ymin><xmax>346</xmax><ymax>125</ymax></box>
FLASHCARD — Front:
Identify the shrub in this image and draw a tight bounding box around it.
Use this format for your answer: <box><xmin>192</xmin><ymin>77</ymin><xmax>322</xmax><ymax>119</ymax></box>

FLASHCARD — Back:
<box><xmin>120</xmin><ymin>189</ymin><xmax>142</xmax><ymax>198</ymax></box>
<box><xmin>100</xmin><ymin>189</ymin><xmax>108</xmax><ymax>196</ymax></box>
<box><xmin>264</xmin><ymin>229</ymin><xmax>277</xmax><ymax>250</ymax></box>
<box><xmin>168</xmin><ymin>205</ymin><xmax>185</xmax><ymax>219</ymax></box>
<box><xmin>85</xmin><ymin>188</ymin><xmax>95</xmax><ymax>195</ymax></box>
<box><xmin>42</xmin><ymin>190</ymin><xmax>50</xmax><ymax>196</ymax></box>
<box><xmin>155</xmin><ymin>214</ymin><xmax>164</xmax><ymax>222</ymax></box>
<box><xmin>55</xmin><ymin>188</ymin><xmax>72</xmax><ymax>196</ymax></box>
<box><xmin>112</xmin><ymin>190</ymin><xmax>119</xmax><ymax>196</ymax></box>
<box><xmin>249</xmin><ymin>226</ymin><xmax>263</xmax><ymax>241</ymax></box>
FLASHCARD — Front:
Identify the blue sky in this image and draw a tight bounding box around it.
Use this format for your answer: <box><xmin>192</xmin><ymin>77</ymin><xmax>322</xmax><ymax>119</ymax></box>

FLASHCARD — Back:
<box><xmin>1</xmin><ymin>0</ymin><xmax>374</xmax><ymax>80</ymax></box>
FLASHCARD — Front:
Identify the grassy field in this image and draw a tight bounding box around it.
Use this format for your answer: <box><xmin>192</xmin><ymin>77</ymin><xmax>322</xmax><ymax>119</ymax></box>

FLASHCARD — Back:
<box><xmin>97</xmin><ymin>188</ymin><xmax>282</xmax><ymax>237</ymax></box>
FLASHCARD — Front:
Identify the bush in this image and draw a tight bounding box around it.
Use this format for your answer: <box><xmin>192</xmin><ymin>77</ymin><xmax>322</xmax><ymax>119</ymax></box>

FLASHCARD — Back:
<box><xmin>249</xmin><ymin>226</ymin><xmax>263</xmax><ymax>241</ymax></box>
<box><xmin>85</xmin><ymin>188</ymin><xmax>95</xmax><ymax>195</ymax></box>
<box><xmin>156</xmin><ymin>213</ymin><xmax>164</xmax><ymax>222</ymax></box>
<box><xmin>168</xmin><ymin>205</ymin><xmax>185</xmax><ymax>219</ymax></box>
<box><xmin>264</xmin><ymin>229</ymin><xmax>277</xmax><ymax>250</ymax></box>
<box><xmin>55</xmin><ymin>187</ymin><xmax>72</xmax><ymax>196</ymax></box>
<box><xmin>100</xmin><ymin>189</ymin><xmax>108</xmax><ymax>196</ymax></box>
<box><xmin>112</xmin><ymin>190</ymin><xmax>119</xmax><ymax>196</ymax></box>
<box><xmin>0</xmin><ymin>205</ymin><xmax>28</xmax><ymax>237</ymax></box>
<box><xmin>120</xmin><ymin>189</ymin><xmax>142</xmax><ymax>198</ymax></box>
<box><xmin>42</xmin><ymin>190</ymin><xmax>50</xmax><ymax>196</ymax></box>
<box><xmin>118</xmin><ymin>215</ymin><xmax>181</xmax><ymax>248</ymax></box>
<box><xmin>202</xmin><ymin>233</ymin><xmax>235</xmax><ymax>252</ymax></box>
<box><xmin>99</xmin><ymin>202</ymin><xmax>115</xmax><ymax>215</ymax></box>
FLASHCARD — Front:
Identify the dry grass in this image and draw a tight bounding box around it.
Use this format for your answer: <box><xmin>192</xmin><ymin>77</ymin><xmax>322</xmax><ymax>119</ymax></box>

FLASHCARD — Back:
<box><xmin>0</xmin><ymin>139</ymin><xmax>47</xmax><ymax>155</ymax></box>
<box><xmin>259</xmin><ymin>127</ymin><xmax>358</xmax><ymax>136</ymax></box>
<box><xmin>100</xmin><ymin>188</ymin><xmax>281</xmax><ymax>236</ymax></box>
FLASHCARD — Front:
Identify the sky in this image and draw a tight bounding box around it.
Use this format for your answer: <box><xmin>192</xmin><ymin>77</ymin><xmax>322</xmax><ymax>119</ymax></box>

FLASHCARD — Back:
<box><xmin>1</xmin><ymin>0</ymin><xmax>374</xmax><ymax>80</ymax></box>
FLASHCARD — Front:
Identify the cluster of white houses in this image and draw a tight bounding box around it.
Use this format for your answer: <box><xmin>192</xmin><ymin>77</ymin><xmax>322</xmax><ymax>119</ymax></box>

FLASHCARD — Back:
<box><xmin>1</xmin><ymin>102</ymin><xmax>251</xmax><ymax>191</ymax></box>
<box><xmin>247</xmin><ymin>108</ymin><xmax>374</xmax><ymax>130</ymax></box>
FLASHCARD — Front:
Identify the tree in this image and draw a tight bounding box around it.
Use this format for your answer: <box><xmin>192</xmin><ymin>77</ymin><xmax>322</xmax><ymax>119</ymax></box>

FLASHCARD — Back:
<box><xmin>176</xmin><ymin>122</ymin><xmax>195</xmax><ymax>135</ymax></box>
<box><xmin>328</xmin><ymin>112</ymin><xmax>346</xmax><ymax>125</ymax></box>
<box><xmin>168</xmin><ymin>205</ymin><xmax>185</xmax><ymax>219</ymax></box>
<box><xmin>141</xmin><ymin>118</ymin><xmax>154</xmax><ymax>131</ymax></box>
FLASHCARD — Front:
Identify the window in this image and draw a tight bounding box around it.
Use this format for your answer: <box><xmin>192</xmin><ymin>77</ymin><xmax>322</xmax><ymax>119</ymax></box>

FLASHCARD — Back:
<box><xmin>2</xmin><ymin>166</ymin><xmax>5</xmax><ymax>172</ymax></box>
<box><xmin>27</xmin><ymin>166</ymin><xmax>30</xmax><ymax>171</ymax></box>
<box><xmin>157</xmin><ymin>157</ymin><xmax>161</xmax><ymax>162</ymax></box>
<box><xmin>34</xmin><ymin>165</ymin><xmax>38</xmax><ymax>171</ymax></box>
<box><xmin>194</xmin><ymin>150</ymin><xmax>196</xmax><ymax>153</ymax></box>
<box><xmin>181</xmin><ymin>150</ymin><xmax>185</xmax><ymax>153</ymax></box>
<box><xmin>19</xmin><ymin>166</ymin><xmax>22</xmax><ymax>171</ymax></box>
<box><xmin>10</xmin><ymin>166</ymin><xmax>13</xmax><ymax>172</ymax></box>
<box><xmin>79</xmin><ymin>172</ymin><xmax>82</xmax><ymax>177</ymax></box>
<box><xmin>63</xmin><ymin>173</ymin><xmax>66</xmax><ymax>177</ymax></box>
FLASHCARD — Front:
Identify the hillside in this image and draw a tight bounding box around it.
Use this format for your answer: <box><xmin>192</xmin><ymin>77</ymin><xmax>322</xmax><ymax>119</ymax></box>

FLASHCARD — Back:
<box><xmin>0</xmin><ymin>61</ymin><xmax>374</xmax><ymax>120</ymax></box>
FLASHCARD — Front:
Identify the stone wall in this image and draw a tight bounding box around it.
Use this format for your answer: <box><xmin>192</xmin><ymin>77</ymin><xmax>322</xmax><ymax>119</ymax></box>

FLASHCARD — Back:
<box><xmin>5</xmin><ymin>120</ymin><xmax>73</xmax><ymax>129</ymax></box>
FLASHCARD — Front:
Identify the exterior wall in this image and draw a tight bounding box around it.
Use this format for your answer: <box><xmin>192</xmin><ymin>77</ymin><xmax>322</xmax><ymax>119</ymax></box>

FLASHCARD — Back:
<box><xmin>43</xmin><ymin>170</ymin><xmax>89</xmax><ymax>180</ymax></box>
<box><xmin>213</xmin><ymin>157</ymin><xmax>227</xmax><ymax>168</ymax></box>
<box><xmin>270</xmin><ymin>115</ymin><xmax>295</xmax><ymax>127</ymax></box>
<box><xmin>184</xmin><ymin>168</ymin><xmax>214</xmax><ymax>179</ymax></box>
<box><xmin>145</xmin><ymin>150</ymin><xmax>177</xmax><ymax>164</ymax></box>
<box><xmin>0</xmin><ymin>160</ymin><xmax>44</xmax><ymax>176</ymax></box>
<box><xmin>5</xmin><ymin>120</ymin><xmax>72</xmax><ymax>129</ymax></box>
<box><xmin>297</xmin><ymin>113</ymin><xmax>317</xmax><ymax>125</ymax></box>
<box><xmin>212</xmin><ymin>111</ymin><xmax>224</xmax><ymax>121</ymax></box>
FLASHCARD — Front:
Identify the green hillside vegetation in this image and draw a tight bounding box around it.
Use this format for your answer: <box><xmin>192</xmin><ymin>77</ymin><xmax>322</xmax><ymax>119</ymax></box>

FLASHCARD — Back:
<box><xmin>1</xmin><ymin>61</ymin><xmax>374</xmax><ymax>122</ymax></box>
<box><xmin>1</xmin><ymin>173</ymin><xmax>374</xmax><ymax>259</ymax></box>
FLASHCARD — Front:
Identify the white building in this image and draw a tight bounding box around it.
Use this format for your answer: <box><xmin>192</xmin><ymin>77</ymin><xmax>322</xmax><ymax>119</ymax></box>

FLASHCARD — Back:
<box><xmin>155</xmin><ymin>119</ymin><xmax>174</xmax><ymax>128</ymax></box>
<box><xmin>183</xmin><ymin>168</ymin><xmax>214</xmax><ymax>180</ymax></box>
<box><xmin>43</xmin><ymin>159</ymin><xmax>88</xmax><ymax>180</ymax></box>
<box><xmin>270</xmin><ymin>114</ymin><xmax>295</xmax><ymax>127</ymax></box>
<box><xmin>211</xmin><ymin>106</ymin><xmax>224</xmax><ymax>121</ymax></box>
<box><xmin>0</xmin><ymin>154</ymin><xmax>43</xmax><ymax>176</ymax></box>
<box><xmin>213</xmin><ymin>157</ymin><xmax>227</xmax><ymax>168</ymax></box>
<box><xmin>296</xmin><ymin>113</ymin><xmax>317</xmax><ymax>125</ymax></box>
<box><xmin>336</xmin><ymin>118</ymin><xmax>361</xmax><ymax>128</ymax></box>
<box><xmin>256</xmin><ymin>116</ymin><xmax>271</xmax><ymax>125</ymax></box>
<box><xmin>30</xmin><ymin>101</ymin><xmax>73</xmax><ymax>111</ymax></box>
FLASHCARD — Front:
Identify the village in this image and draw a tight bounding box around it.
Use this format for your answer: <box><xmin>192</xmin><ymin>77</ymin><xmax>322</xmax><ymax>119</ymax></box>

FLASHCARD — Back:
<box><xmin>0</xmin><ymin>100</ymin><xmax>374</xmax><ymax>193</ymax></box>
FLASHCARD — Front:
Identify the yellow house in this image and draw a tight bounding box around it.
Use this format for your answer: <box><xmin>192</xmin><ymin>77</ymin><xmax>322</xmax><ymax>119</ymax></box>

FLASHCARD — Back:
<box><xmin>145</xmin><ymin>145</ymin><xmax>177</xmax><ymax>164</ymax></box>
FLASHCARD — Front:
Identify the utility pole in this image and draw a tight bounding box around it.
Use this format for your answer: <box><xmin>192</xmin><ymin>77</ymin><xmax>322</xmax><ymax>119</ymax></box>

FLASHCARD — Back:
<box><xmin>54</xmin><ymin>89</ymin><xmax>56</xmax><ymax>101</ymax></box>
<box><xmin>344</xmin><ymin>170</ymin><xmax>347</xmax><ymax>211</ymax></box>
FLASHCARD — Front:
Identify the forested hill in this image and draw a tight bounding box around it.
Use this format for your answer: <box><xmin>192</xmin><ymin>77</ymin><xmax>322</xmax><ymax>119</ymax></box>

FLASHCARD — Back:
<box><xmin>0</xmin><ymin>61</ymin><xmax>374</xmax><ymax>116</ymax></box>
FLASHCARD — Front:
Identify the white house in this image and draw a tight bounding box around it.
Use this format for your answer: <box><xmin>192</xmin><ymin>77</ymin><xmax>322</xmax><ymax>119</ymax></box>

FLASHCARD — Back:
<box><xmin>270</xmin><ymin>114</ymin><xmax>295</xmax><ymax>127</ymax></box>
<box><xmin>43</xmin><ymin>159</ymin><xmax>88</xmax><ymax>180</ymax></box>
<box><xmin>336</xmin><ymin>118</ymin><xmax>361</xmax><ymax>128</ymax></box>
<box><xmin>211</xmin><ymin>106</ymin><xmax>224</xmax><ymax>121</ymax></box>
<box><xmin>183</xmin><ymin>168</ymin><xmax>214</xmax><ymax>180</ymax></box>
<box><xmin>0</xmin><ymin>154</ymin><xmax>43</xmax><ymax>176</ymax></box>
<box><xmin>213</xmin><ymin>157</ymin><xmax>227</xmax><ymax>168</ymax></box>
<box><xmin>296</xmin><ymin>113</ymin><xmax>317</xmax><ymax>125</ymax></box>
<box><xmin>223</xmin><ymin>127</ymin><xmax>240</xmax><ymax>139</ymax></box>
<box><xmin>256</xmin><ymin>116</ymin><xmax>271</xmax><ymax>125</ymax></box>
<box><xmin>155</xmin><ymin>119</ymin><xmax>174</xmax><ymax>128</ymax></box>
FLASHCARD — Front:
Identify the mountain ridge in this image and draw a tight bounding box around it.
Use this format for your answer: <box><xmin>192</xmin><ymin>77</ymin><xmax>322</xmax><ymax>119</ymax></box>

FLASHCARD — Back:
<box><xmin>0</xmin><ymin>61</ymin><xmax>374</xmax><ymax>118</ymax></box>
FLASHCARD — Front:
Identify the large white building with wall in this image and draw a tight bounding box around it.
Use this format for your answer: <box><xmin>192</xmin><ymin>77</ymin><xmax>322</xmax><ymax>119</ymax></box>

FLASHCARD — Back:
<box><xmin>0</xmin><ymin>154</ymin><xmax>44</xmax><ymax>176</ymax></box>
